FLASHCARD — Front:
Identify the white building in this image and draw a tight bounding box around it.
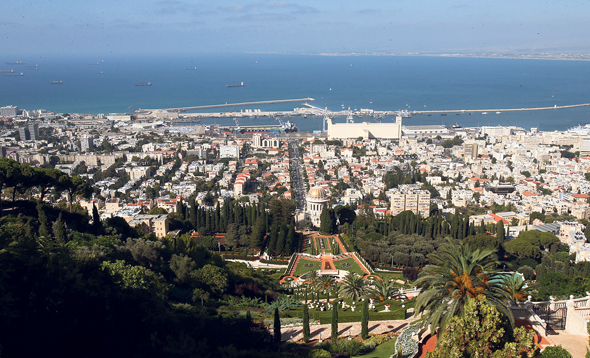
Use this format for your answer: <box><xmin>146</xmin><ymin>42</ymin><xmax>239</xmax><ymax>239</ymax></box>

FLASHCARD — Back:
<box><xmin>220</xmin><ymin>145</ymin><xmax>240</xmax><ymax>159</ymax></box>
<box><xmin>306</xmin><ymin>186</ymin><xmax>329</xmax><ymax>227</ymax></box>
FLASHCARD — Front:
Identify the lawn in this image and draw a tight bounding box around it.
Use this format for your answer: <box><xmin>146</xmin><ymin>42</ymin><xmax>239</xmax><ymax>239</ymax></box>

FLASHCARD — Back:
<box><xmin>292</xmin><ymin>257</ymin><xmax>321</xmax><ymax>277</ymax></box>
<box><xmin>353</xmin><ymin>337</ymin><xmax>397</xmax><ymax>358</ymax></box>
<box><xmin>333</xmin><ymin>257</ymin><xmax>367</xmax><ymax>276</ymax></box>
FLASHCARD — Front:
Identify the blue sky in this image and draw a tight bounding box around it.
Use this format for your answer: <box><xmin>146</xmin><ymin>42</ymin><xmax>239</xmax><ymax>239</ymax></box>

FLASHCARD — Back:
<box><xmin>2</xmin><ymin>0</ymin><xmax>589</xmax><ymax>56</ymax></box>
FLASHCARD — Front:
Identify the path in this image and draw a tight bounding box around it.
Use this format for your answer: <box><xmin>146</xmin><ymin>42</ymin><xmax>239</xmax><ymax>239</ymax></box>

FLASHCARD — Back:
<box><xmin>282</xmin><ymin>316</ymin><xmax>419</xmax><ymax>342</ymax></box>
<box><xmin>544</xmin><ymin>332</ymin><xmax>589</xmax><ymax>358</ymax></box>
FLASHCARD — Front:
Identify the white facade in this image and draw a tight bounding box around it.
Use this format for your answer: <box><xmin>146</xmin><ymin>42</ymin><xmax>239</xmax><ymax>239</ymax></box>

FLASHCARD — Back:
<box><xmin>220</xmin><ymin>145</ymin><xmax>240</xmax><ymax>159</ymax></box>
<box><xmin>306</xmin><ymin>186</ymin><xmax>329</xmax><ymax>227</ymax></box>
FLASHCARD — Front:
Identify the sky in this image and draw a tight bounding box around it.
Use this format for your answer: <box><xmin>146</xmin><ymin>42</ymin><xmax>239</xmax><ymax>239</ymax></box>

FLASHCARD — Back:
<box><xmin>2</xmin><ymin>0</ymin><xmax>590</xmax><ymax>56</ymax></box>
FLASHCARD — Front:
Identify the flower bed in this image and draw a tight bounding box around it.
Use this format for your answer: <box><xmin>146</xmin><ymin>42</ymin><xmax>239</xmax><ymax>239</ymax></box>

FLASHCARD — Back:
<box><xmin>394</xmin><ymin>321</ymin><xmax>423</xmax><ymax>358</ymax></box>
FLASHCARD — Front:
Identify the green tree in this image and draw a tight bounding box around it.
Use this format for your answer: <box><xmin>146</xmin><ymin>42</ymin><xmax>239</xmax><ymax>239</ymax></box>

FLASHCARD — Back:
<box><xmin>192</xmin><ymin>264</ymin><xmax>228</xmax><ymax>295</ymax></box>
<box><xmin>361</xmin><ymin>299</ymin><xmax>369</xmax><ymax>340</ymax></box>
<box><xmin>415</xmin><ymin>239</ymin><xmax>512</xmax><ymax>334</ymax></box>
<box><xmin>540</xmin><ymin>345</ymin><xmax>571</xmax><ymax>358</ymax></box>
<box><xmin>302</xmin><ymin>304</ymin><xmax>310</xmax><ymax>342</ymax></box>
<box><xmin>274</xmin><ymin>307</ymin><xmax>281</xmax><ymax>344</ymax></box>
<box><xmin>496</xmin><ymin>221</ymin><xmax>505</xmax><ymax>241</ymax></box>
<box><xmin>338</xmin><ymin>272</ymin><xmax>367</xmax><ymax>301</ymax></box>
<box><xmin>503</xmin><ymin>273</ymin><xmax>531</xmax><ymax>305</ymax></box>
<box><xmin>52</xmin><ymin>213</ymin><xmax>66</xmax><ymax>243</ymax></box>
<box><xmin>425</xmin><ymin>297</ymin><xmax>538</xmax><ymax>358</ymax></box>
<box><xmin>320</xmin><ymin>206</ymin><xmax>333</xmax><ymax>234</ymax></box>
<box><xmin>370</xmin><ymin>279</ymin><xmax>397</xmax><ymax>303</ymax></box>
<box><xmin>331</xmin><ymin>299</ymin><xmax>339</xmax><ymax>341</ymax></box>
<box><xmin>37</xmin><ymin>201</ymin><xmax>51</xmax><ymax>238</ymax></box>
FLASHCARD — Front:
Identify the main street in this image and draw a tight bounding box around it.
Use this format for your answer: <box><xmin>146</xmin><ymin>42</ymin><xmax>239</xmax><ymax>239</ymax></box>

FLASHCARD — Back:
<box><xmin>288</xmin><ymin>139</ymin><xmax>306</xmax><ymax>212</ymax></box>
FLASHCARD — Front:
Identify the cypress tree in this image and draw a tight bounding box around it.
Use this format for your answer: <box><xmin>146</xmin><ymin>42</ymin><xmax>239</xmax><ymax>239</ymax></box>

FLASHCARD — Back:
<box><xmin>52</xmin><ymin>213</ymin><xmax>66</xmax><ymax>243</ymax></box>
<box><xmin>331</xmin><ymin>300</ymin><xmax>339</xmax><ymax>341</ymax></box>
<box><xmin>361</xmin><ymin>300</ymin><xmax>369</xmax><ymax>339</ymax></box>
<box><xmin>273</xmin><ymin>308</ymin><xmax>281</xmax><ymax>344</ymax></box>
<box><xmin>302</xmin><ymin>305</ymin><xmax>310</xmax><ymax>342</ymax></box>
<box><xmin>497</xmin><ymin>221</ymin><xmax>505</xmax><ymax>241</ymax></box>
<box><xmin>189</xmin><ymin>198</ymin><xmax>197</xmax><ymax>229</ymax></box>
<box><xmin>37</xmin><ymin>201</ymin><xmax>50</xmax><ymax>238</ymax></box>
<box><xmin>92</xmin><ymin>203</ymin><xmax>102</xmax><ymax>234</ymax></box>
<box><xmin>320</xmin><ymin>206</ymin><xmax>331</xmax><ymax>234</ymax></box>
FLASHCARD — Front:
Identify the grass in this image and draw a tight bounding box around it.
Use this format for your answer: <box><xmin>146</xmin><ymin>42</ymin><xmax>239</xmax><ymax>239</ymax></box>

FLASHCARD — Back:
<box><xmin>333</xmin><ymin>257</ymin><xmax>367</xmax><ymax>276</ymax></box>
<box><xmin>353</xmin><ymin>337</ymin><xmax>397</xmax><ymax>358</ymax></box>
<box><xmin>292</xmin><ymin>257</ymin><xmax>321</xmax><ymax>277</ymax></box>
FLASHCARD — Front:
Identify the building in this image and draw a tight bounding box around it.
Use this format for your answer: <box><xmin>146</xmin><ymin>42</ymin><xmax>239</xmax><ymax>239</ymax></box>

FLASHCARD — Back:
<box><xmin>390</xmin><ymin>189</ymin><xmax>431</xmax><ymax>217</ymax></box>
<box><xmin>28</xmin><ymin>123</ymin><xmax>39</xmax><ymax>141</ymax></box>
<box><xmin>402</xmin><ymin>125</ymin><xmax>449</xmax><ymax>136</ymax></box>
<box><xmin>306</xmin><ymin>186</ymin><xmax>329</xmax><ymax>227</ymax></box>
<box><xmin>0</xmin><ymin>105</ymin><xmax>19</xmax><ymax>117</ymax></box>
<box><xmin>128</xmin><ymin>166</ymin><xmax>151</xmax><ymax>181</ymax></box>
<box><xmin>464</xmin><ymin>143</ymin><xmax>479</xmax><ymax>159</ymax></box>
<box><xmin>18</xmin><ymin>127</ymin><xmax>30</xmax><ymax>141</ymax></box>
<box><xmin>327</xmin><ymin>117</ymin><xmax>402</xmax><ymax>140</ymax></box>
<box><xmin>219</xmin><ymin>145</ymin><xmax>240</xmax><ymax>159</ymax></box>
<box><xmin>81</xmin><ymin>136</ymin><xmax>94</xmax><ymax>152</ymax></box>
<box><xmin>127</xmin><ymin>214</ymin><xmax>169</xmax><ymax>238</ymax></box>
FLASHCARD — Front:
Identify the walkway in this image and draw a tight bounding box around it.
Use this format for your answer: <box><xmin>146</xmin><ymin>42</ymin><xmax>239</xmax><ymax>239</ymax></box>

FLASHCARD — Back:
<box><xmin>282</xmin><ymin>316</ymin><xmax>419</xmax><ymax>342</ymax></box>
<box><xmin>545</xmin><ymin>332</ymin><xmax>589</xmax><ymax>358</ymax></box>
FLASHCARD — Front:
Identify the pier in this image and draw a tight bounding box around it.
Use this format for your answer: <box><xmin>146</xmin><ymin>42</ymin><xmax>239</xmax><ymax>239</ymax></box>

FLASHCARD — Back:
<box><xmin>138</xmin><ymin>98</ymin><xmax>315</xmax><ymax>114</ymax></box>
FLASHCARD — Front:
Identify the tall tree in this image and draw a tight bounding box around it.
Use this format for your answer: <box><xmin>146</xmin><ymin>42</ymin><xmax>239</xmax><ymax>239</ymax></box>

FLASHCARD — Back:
<box><xmin>52</xmin><ymin>213</ymin><xmax>66</xmax><ymax>243</ymax></box>
<box><xmin>331</xmin><ymin>300</ymin><xmax>339</xmax><ymax>341</ymax></box>
<box><xmin>338</xmin><ymin>272</ymin><xmax>367</xmax><ymax>301</ymax></box>
<box><xmin>273</xmin><ymin>307</ymin><xmax>281</xmax><ymax>344</ymax></box>
<box><xmin>302</xmin><ymin>305</ymin><xmax>310</xmax><ymax>342</ymax></box>
<box><xmin>92</xmin><ymin>203</ymin><xmax>102</xmax><ymax>234</ymax></box>
<box><xmin>37</xmin><ymin>201</ymin><xmax>51</xmax><ymax>238</ymax></box>
<box><xmin>361</xmin><ymin>300</ymin><xmax>369</xmax><ymax>340</ymax></box>
<box><xmin>496</xmin><ymin>221</ymin><xmax>505</xmax><ymax>241</ymax></box>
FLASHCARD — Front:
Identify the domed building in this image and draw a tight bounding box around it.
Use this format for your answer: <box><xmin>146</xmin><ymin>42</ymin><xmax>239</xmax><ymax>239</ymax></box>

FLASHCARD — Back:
<box><xmin>306</xmin><ymin>186</ymin><xmax>329</xmax><ymax>227</ymax></box>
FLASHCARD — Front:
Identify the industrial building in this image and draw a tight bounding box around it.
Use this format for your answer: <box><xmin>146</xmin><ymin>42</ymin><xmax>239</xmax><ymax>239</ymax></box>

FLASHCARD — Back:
<box><xmin>327</xmin><ymin>117</ymin><xmax>402</xmax><ymax>140</ymax></box>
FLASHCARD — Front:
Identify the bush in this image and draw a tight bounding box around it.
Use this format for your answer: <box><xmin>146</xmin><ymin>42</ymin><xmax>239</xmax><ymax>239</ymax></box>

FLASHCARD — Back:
<box><xmin>359</xmin><ymin>340</ymin><xmax>377</xmax><ymax>354</ymax></box>
<box><xmin>309</xmin><ymin>349</ymin><xmax>331</xmax><ymax>358</ymax></box>
<box><xmin>402</xmin><ymin>268</ymin><xmax>419</xmax><ymax>281</ymax></box>
<box><xmin>541</xmin><ymin>345</ymin><xmax>571</xmax><ymax>358</ymax></box>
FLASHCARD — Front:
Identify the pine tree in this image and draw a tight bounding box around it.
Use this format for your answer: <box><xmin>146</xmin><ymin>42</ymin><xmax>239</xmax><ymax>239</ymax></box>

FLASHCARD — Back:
<box><xmin>331</xmin><ymin>300</ymin><xmax>339</xmax><ymax>341</ymax></box>
<box><xmin>302</xmin><ymin>305</ymin><xmax>310</xmax><ymax>342</ymax></box>
<box><xmin>273</xmin><ymin>308</ymin><xmax>281</xmax><ymax>344</ymax></box>
<box><xmin>361</xmin><ymin>300</ymin><xmax>369</xmax><ymax>339</ymax></box>
<box><xmin>189</xmin><ymin>197</ymin><xmax>197</xmax><ymax>229</ymax></box>
<box><xmin>320</xmin><ymin>206</ymin><xmax>331</xmax><ymax>234</ymax></box>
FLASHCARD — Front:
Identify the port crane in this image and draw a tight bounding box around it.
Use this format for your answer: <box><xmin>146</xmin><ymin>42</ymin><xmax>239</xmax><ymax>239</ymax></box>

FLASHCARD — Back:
<box><xmin>323</xmin><ymin>107</ymin><xmax>330</xmax><ymax>132</ymax></box>
<box><xmin>128</xmin><ymin>105</ymin><xmax>133</xmax><ymax>115</ymax></box>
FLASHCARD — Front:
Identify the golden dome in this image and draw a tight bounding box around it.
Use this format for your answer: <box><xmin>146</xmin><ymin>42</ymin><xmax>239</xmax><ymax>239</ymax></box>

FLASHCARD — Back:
<box><xmin>308</xmin><ymin>186</ymin><xmax>327</xmax><ymax>200</ymax></box>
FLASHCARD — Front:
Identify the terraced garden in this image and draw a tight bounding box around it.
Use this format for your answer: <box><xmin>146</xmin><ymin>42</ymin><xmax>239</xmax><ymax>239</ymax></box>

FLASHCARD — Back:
<box><xmin>292</xmin><ymin>257</ymin><xmax>321</xmax><ymax>276</ymax></box>
<box><xmin>333</xmin><ymin>257</ymin><xmax>368</xmax><ymax>276</ymax></box>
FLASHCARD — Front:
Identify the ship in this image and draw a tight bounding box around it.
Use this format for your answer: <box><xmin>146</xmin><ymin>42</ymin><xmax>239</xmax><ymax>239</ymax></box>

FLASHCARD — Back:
<box><xmin>135</xmin><ymin>82</ymin><xmax>152</xmax><ymax>86</ymax></box>
<box><xmin>282</xmin><ymin>120</ymin><xmax>297</xmax><ymax>133</ymax></box>
<box><xmin>451</xmin><ymin>124</ymin><xmax>462</xmax><ymax>129</ymax></box>
<box><xmin>184</xmin><ymin>67</ymin><xmax>198</xmax><ymax>70</ymax></box>
<box><xmin>5</xmin><ymin>61</ymin><xmax>25</xmax><ymax>65</ymax></box>
<box><xmin>50</xmin><ymin>81</ymin><xmax>63</xmax><ymax>84</ymax></box>
<box><xmin>568</xmin><ymin>124</ymin><xmax>590</xmax><ymax>134</ymax></box>
<box><xmin>3</xmin><ymin>72</ymin><xmax>24</xmax><ymax>76</ymax></box>
<box><xmin>482</xmin><ymin>112</ymin><xmax>488</xmax><ymax>115</ymax></box>
<box><xmin>227</xmin><ymin>82</ymin><xmax>244</xmax><ymax>87</ymax></box>
<box><xmin>0</xmin><ymin>70</ymin><xmax>14</xmax><ymax>74</ymax></box>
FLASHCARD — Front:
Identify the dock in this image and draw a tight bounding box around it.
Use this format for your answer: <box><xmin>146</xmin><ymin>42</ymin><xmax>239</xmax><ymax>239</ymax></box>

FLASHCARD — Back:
<box><xmin>138</xmin><ymin>98</ymin><xmax>315</xmax><ymax>114</ymax></box>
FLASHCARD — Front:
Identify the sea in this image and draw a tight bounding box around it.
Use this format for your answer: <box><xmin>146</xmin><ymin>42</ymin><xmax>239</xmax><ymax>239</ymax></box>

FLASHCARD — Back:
<box><xmin>2</xmin><ymin>54</ymin><xmax>590</xmax><ymax>132</ymax></box>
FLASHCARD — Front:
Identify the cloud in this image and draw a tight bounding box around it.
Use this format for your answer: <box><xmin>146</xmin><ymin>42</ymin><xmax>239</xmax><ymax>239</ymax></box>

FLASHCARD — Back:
<box><xmin>217</xmin><ymin>5</ymin><xmax>247</xmax><ymax>13</ymax></box>
<box><xmin>355</xmin><ymin>8</ymin><xmax>381</xmax><ymax>15</ymax></box>
<box><xmin>223</xmin><ymin>12</ymin><xmax>296</xmax><ymax>22</ymax></box>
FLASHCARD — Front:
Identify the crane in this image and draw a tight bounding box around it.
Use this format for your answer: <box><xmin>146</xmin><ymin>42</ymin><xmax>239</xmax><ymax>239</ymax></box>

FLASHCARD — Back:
<box><xmin>128</xmin><ymin>105</ymin><xmax>133</xmax><ymax>115</ymax></box>
<box><xmin>346</xmin><ymin>107</ymin><xmax>354</xmax><ymax>123</ymax></box>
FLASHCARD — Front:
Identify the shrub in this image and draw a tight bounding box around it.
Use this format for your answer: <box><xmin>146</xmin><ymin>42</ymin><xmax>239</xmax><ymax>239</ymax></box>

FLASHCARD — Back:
<box><xmin>309</xmin><ymin>349</ymin><xmax>331</xmax><ymax>358</ymax></box>
<box><xmin>541</xmin><ymin>345</ymin><xmax>572</xmax><ymax>358</ymax></box>
<box><xmin>359</xmin><ymin>340</ymin><xmax>377</xmax><ymax>354</ymax></box>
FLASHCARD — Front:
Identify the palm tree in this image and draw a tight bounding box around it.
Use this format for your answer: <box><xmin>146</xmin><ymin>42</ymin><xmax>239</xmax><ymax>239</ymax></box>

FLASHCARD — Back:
<box><xmin>369</xmin><ymin>279</ymin><xmax>398</xmax><ymax>303</ymax></box>
<box><xmin>415</xmin><ymin>238</ymin><xmax>512</xmax><ymax>334</ymax></box>
<box><xmin>338</xmin><ymin>272</ymin><xmax>367</xmax><ymax>301</ymax></box>
<box><xmin>503</xmin><ymin>273</ymin><xmax>531</xmax><ymax>305</ymax></box>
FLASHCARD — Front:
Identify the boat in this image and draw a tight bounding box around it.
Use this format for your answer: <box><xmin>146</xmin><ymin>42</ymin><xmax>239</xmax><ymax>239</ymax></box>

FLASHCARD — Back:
<box><xmin>50</xmin><ymin>81</ymin><xmax>63</xmax><ymax>84</ymax></box>
<box><xmin>282</xmin><ymin>121</ymin><xmax>297</xmax><ymax>133</ymax></box>
<box><xmin>482</xmin><ymin>112</ymin><xmax>488</xmax><ymax>115</ymax></box>
<box><xmin>227</xmin><ymin>82</ymin><xmax>244</xmax><ymax>87</ymax></box>
<box><xmin>0</xmin><ymin>70</ymin><xmax>14</xmax><ymax>74</ymax></box>
<box><xmin>5</xmin><ymin>61</ymin><xmax>25</xmax><ymax>65</ymax></box>
<box><xmin>451</xmin><ymin>124</ymin><xmax>462</xmax><ymax>129</ymax></box>
<box><xmin>3</xmin><ymin>72</ymin><xmax>24</xmax><ymax>76</ymax></box>
<box><xmin>441</xmin><ymin>113</ymin><xmax>447</xmax><ymax>116</ymax></box>
<box><xmin>94</xmin><ymin>71</ymin><xmax>103</xmax><ymax>74</ymax></box>
<box><xmin>568</xmin><ymin>124</ymin><xmax>590</xmax><ymax>134</ymax></box>
<box><xmin>184</xmin><ymin>67</ymin><xmax>197</xmax><ymax>70</ymax></box>
<box><xmin>496</xmin><ymin>111</ymin><xmax>501</xmax><ymax>114</ymax></box>
<box><xmin>135</xmin><ymin>82</ymin><xmax>152</xmax><ymax>86</ymax></box>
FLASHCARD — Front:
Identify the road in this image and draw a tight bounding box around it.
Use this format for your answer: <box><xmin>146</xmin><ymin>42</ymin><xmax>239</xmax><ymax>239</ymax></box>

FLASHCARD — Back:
<box><xmin>288</xmin><ymin>139</ymin><xmax>306</xmax><ymax>212</ymax></box>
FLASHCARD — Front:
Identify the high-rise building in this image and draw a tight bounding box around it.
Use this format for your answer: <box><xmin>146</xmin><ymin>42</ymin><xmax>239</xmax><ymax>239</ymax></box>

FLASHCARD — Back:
<box><xmin>18</xmin><ymin>127</ymin><xmax>30</xmax><ymax>141</ymax></box>
<box><xmin>28</xmin><ymin>123</ymin><xmax>39</xmax><ymax>141</ymax></box>
<box><xmin>464</xmin><ymin>143</ymin><xmax>479</xmax><ymax>159</ymax></box>
<box><xmin>81</xmin><ymin>136</ymin><xmax>94</xmax><ymax>152</ymax></box>
<box><xmin>0</xmin><ymin>146</ymin><xmax>6</xmax><ymax>158</ymax></box>
<box><xmin>0</xmin><ymin>105</ymin><xmax>19</xmax><ymax>117</ymax></box>
<box><xmin>390</xmin><ymin>189</ymin><xmax>431</xmax><ymax>217</ymax></box>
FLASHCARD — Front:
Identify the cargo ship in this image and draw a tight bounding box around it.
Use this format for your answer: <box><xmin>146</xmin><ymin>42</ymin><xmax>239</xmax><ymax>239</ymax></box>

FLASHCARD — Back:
<box><xmin>5</xmin><ymin>61</ymin><xmax>25</xmax><ymax>65</ymax></box>
<box><xmin>50</xmin><ymin>81</ymin><xmax>63</xmax><ymax>84</ymax></box>
<box><xmin>0</xmin><ymin>70</ymin><xmax>14</xmax><ymax>74</ymax></box>
<box><xmin>227</xmin><ymin>82</ymin><xmax>244</xmax><ymax>87</ymax></box>
<box><xmin>3</xmin><ymin>72</ymin><xmax>24</xmax><ymax>76</ymax></box>
<box><xmin>282</xmin><ymin>121</ymin><xmax>297</xmax><ymax>133</ymax></box>
<box><xmin>184</xmin><ymin>67</ymin><xmax>197</xmax><ymax>70</ymax></box>
<box><xmin>135</xmin><ymin>82</ymin><xmax>152</xmax><ymax>86</ymax></box>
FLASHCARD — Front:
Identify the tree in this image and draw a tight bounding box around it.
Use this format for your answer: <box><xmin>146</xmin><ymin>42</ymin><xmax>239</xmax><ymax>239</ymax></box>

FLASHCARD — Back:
<box><xmin>52</xmin><ymin>213</ymin><xmax>66</xmax><ymax>243</ymax></box>
<box><xmin>370</xmin><ymin>279</ymin><xmax>397</xmax><ymax>302</ymax></box>
<box><xmin>37</xmin><ymin>201</ymin><xmax>51</xmax><ymax>238</ymax></box>
<box><xmin>415</xmin><ymin>238</ymin><xmax>512</xmax><ymax>334</ymax></box>
<box><xmin>169</xmin><ymin>254</ymin><xmax>196</xmax><ymax>284</ymax></box>
<box><xmin>338</xmin><ymin>272</ymin><xmax>367</xmax><ymax>301</ymax></box>
<box><xmin>192</xmin><ymin>288</ymin><xmax>209</xmax><ymax>306</ymax></box>
<box><xmin>302</xmin><ymin>304</ymin><xmax>310</xmax><ymax>342</ymax></box>
<box><xmin>361</xmin><ymin>299</ymin><xmax>369</xmax><ymax>340</ymax></box>
<box><xmin>496</xmin><ymin>221</ymin><xmax>505</xmax><ymax>241</ymax></box>
<box><xmin>92</xmin><ymin>203</ymin><xmax>102</xmax><ymax>233</ymax></box>
<box><xmin>540</xmin><ymin>346</ymin><xmax>572</xmax><ymax>358</ymax></box>
<box><xmin>331</xmin><ymin>299</ymin><xmax>338</xmax><ymax>341</ymax></box>
<box><xmin>503</xmin><ymin>273</ymin><xmax>531</xmax><ymax>305</ymax></box>
<box><xmin>320</xmin><ymin>206</ymin><xmax>333</xmax><ymax>234</ymax></box>
<box><xmin>273</xmin><ymin>307</ymin><xmax>281</xmax><ymax>344</ymax></box>
<box><xmin>192</xmin><ymin>264</ymin><xmax>228</xmax><ymax>295</ymax></box>
<box><xmin>425</xmin><ymin>297</ymin><xmax>538</xmax><ymax>358</ymax></box>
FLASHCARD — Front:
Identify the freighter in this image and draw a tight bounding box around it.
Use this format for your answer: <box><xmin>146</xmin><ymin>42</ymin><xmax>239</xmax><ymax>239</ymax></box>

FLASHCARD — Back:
<box><xmin>227</xmin><ymin>82</ymin><xmax>244</xmax><ymax>87</ymax></box>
